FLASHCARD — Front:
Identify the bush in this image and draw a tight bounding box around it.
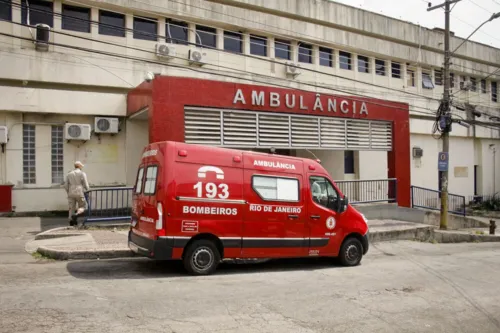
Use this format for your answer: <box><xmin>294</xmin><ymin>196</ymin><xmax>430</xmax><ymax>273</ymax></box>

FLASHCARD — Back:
<box><xmin>469</xmin><ymin>193</ymin><xmax>500</xmax><ymax>211</ymax></box>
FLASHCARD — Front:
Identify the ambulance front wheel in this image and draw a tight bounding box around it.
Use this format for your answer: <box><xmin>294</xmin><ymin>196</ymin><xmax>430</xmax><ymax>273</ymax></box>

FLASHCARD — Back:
<box><xmin>339</xmin><ymin>237</ymin><xmax>363</xmax><ymax>267</ymax></box>
<box><xmin>183</xmin><ymin>240</ymin><xmax>221</xmax><ymax>276</ymax></box>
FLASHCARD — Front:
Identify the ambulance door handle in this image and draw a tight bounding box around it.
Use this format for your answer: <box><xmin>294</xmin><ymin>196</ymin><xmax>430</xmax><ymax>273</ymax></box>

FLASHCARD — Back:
<box><xmin>288</xmin><ymin>214</ymin><xmax>299</xmax><ymax>220</ymax></box>
<box><xmin>310</xmin><ymin>215</ymin><xmax>321</xmax><ymax>220</ymax></box>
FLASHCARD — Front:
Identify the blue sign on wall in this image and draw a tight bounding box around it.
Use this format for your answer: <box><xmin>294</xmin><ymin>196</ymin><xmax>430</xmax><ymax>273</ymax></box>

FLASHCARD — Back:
<box><xmin>438</xmin><ymin>152</ymin><xmax>449</xmax><ymax>171</ymax></box>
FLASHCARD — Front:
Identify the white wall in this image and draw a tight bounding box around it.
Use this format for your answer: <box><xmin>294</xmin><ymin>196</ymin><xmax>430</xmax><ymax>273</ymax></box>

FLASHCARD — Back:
<box><xmin>295</xmin><ymin>150</ymin><xmax>344</xmax><ymax>180</ymax></box>
<box><xmin>125</xmin><ymin>119</ymin><xmax>149</xmax><ymax>185</ymax></box>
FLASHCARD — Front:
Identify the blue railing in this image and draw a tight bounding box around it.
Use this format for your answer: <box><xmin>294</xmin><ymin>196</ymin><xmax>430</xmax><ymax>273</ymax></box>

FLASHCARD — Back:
<box><xmin>410</xmin><ymin>185</ymin><xmax>466</xmax><ymax>216</ymax></box>
<box><xmin>335</xmin><ymin>178</ymin><xmax>397</xmax><ymax>204</ymax></box>
<box><xmin>84</xmin><ymin>187</ymin><xmax>133</xmax><ymax>224</ymax></box>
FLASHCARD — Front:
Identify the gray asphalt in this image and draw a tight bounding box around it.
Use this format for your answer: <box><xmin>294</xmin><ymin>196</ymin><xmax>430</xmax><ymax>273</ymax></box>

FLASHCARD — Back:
<box><xmin>1</xmin><ymin>217</ymin><xmax>500</xmax><ymax>333</ymax></box>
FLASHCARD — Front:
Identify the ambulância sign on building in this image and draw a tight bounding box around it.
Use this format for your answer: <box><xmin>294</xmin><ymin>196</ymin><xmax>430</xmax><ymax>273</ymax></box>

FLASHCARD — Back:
<box><xmin>232</xmin><ymin>88</ymin><xmax>368</xmax><ymax>115</ymax></box>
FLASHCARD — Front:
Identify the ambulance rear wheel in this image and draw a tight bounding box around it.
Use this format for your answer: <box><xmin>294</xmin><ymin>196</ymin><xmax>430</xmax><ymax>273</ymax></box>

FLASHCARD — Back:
<box><xmin>339</xmin><ymin>237</ymin><xmax>363</xmax><ymax>267</ymax></box>
<box><xmin>183</xmin><ymin>240</ymin><xmax>221</xmax><ymax>276</ymax></box>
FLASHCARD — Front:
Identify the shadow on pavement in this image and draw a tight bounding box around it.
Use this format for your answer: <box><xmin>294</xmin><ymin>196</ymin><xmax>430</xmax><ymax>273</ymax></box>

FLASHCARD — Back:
<box><xmin>39</xmin><ymin>217</ymin><xmax>69</xmax><ymax>232</ymax></box>
<box><xmin>66</xmin><ymin>257</ymin><xmax>344</xmax><ymax>280</ymax></box>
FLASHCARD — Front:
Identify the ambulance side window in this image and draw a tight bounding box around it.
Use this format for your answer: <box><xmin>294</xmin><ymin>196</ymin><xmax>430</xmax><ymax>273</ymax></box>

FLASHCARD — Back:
<box><xmin>252</xmin><ymin>175</ymin><xmax>299</xmax><ymax>202</ymax></box>
<box><xmin>134</xmin><ymin>167</ymin><xmax>144</xmax><ymax>194</ymax></box>
<box><xmin>309</xmin><ymin>176</ymin><xmax>338</xmax><ymax>209</ymax></box>
<box><xmin>143</xmin><ymin>166</ymin><xmax>158</xmax><ymax>195</ymax></box>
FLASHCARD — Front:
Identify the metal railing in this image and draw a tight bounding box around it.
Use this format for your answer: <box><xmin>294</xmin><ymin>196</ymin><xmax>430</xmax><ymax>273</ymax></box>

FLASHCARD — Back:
<box><xmin>410</xmin><ymin>185</ymin><xmax>466</xmax><ymax>216</ymax></box>
<box><xmin>84</xmin><ymin>187</ymin><xmax>133</xmax><ymax>224</ymax></box>
<box><xmin>335</xmin><ymin>178</ymin><xmax>397</xmax><ymax>204</ymax></box>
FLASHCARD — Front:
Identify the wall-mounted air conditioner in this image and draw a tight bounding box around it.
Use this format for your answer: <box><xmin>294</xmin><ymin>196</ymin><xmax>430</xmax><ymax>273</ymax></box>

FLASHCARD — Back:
<box><xmin>94</xmin><ymin>117</ymin><xmax>119</xmax><ymax>134</ymax></box>
<box><xmin>35</xmin><ymin>23</ymin><xmax>50</xmax><ymax>51</ymax></box>
<box><xmin>188</xmin><ymin>49</ymin><xmax>206</xmax><ymax>65</ymax></box>
<box><xmin>0</xmin><ymin>126</ymin><xmax>7</xmax><ymax>144</ymax></box>
<box><xmin>412</xmin><ymin>147</ymin><xmax>423</xmax><ymax>158</ymax></box>
<box><xmin>286</xmin><ymin>63</ymin><xmax>301</xmax><ymax>76</ymax></box>
<box><xmin>64</xmin><ymin>123</ymin><xmax>91</xmax><ymax>141</ymax></box>
<box><xmin>156</xmin><ymin>43</ymin><xmax>176</xmax><ymax>59</ymax></box>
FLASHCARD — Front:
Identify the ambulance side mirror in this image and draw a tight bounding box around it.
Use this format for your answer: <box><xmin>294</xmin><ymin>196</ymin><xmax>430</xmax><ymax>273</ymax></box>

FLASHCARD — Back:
<box><xmin>337</xmin><ymin>196</ymin><xmax>348</xmax><ymax>213</ymax></box>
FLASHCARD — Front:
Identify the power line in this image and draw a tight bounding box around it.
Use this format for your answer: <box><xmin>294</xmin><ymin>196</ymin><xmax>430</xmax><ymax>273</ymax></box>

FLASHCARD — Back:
<box><xmin>468</xmin><ymin>0</ymin><xmax>495</xmax><ymax>14</ymax></box>
<box><xmin>0</xmin><ymin>30</ymin><xmax>442</xmax><ymax>117</ymax></box>
<box><xmin>1</xmin><ymin>11</ymin><xmax>445</xmax><ymax>104</ymax></box>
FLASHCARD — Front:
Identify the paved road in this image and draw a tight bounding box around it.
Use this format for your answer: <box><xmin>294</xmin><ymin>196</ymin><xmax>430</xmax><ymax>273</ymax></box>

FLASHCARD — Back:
<box><xmin>1</xmin><ymin>218</ymin><xmax>500</xmax><ymax>333</ymax></box>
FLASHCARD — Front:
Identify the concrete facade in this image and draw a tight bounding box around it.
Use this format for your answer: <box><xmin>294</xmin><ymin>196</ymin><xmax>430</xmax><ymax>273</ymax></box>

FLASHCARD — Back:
<box><xmin>0</xmin><ymin>0</ymin><xmax>499</xmax><ymax>212</ymax></box>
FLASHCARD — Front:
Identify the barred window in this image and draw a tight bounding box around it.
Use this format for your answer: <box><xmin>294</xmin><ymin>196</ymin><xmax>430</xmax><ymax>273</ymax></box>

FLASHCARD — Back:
<box><xmin>357</xmin><ymin>55</ymin><xmax>369</xmax><ymax>73</ymax></box>
<box><xmin>339</xmin><ymin>51</ymin><xmax>352</xmax><ymax>70</ymax></box>
<box><xmin>391</xmin><ymin>62</ymin><xmax>401</xmax><ymax>78</ymax></box>
<box><xmin>51</xmin><ymin>125</ymin><xmax>64</xmax><ymax>184</ymax></box>
<box><xmin>375</xmin><ymin>59</ymin><xmax>386</xmax><ymax>76</ymax></box>
<box><xmin>435</xmin><ymin>69</ymin><xmax>443</xmax><ymax>86</ymax></box>
<box><xmin>319</xmin><ymin>47</ymin><xmax>333</xmax><ymax>67</ymax></box>
<box><xmin>23</xmin><ymin>124</ymin><xmax>36</xmax><ymax>184</ymax></box>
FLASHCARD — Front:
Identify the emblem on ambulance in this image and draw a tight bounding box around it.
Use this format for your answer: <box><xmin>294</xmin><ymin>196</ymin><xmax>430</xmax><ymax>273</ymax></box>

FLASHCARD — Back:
<box><xmin>326</xmin><ymin>216</ymin><xmax>336</xmax><ymax>230</ymax></box>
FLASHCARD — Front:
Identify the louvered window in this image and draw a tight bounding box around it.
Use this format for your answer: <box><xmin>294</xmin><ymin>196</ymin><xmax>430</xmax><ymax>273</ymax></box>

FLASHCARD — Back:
<box><xmin>184</xmin><ymin>108</ymin><xmax>392</xmax><ymax>151</ymax></box>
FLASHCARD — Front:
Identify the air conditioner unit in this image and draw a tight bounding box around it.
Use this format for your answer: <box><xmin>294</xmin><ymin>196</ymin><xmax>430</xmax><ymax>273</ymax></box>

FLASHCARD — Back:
<box><xmin>188</xmin><ymin>49</ymin><xmax>206</xmax><ymax>65</ymax></box>
<box><xmin>0</xmin><ymin>126</ymin><xmax>7</xmax><ymax>144</ymax></box>
<box><xmin>64</xmin><ymin>123</ymin><xmax>91</xmax><ymax>141</ymax></box>
<box><xmin>286</xmin><ymin>63</ymin><xmax>301</xmax><ymax>76</ymax></box>
<box><xmin>94</xmin><ymin>117</ymin><xmax>119</xmax><ymax>134</ymax></box>
<box><xmin>156</xmin><ymin>43</ymin><xmax>176</xmax><ymax>59</ymax></box>
<box><xmin>35</xmin><ymin>23</ymin><xmax>50</xmax><ymax>51</ymax></box>
<box><xmin>412</xmin><ymin>147</ymin><xmax>423</xmax><ymax>158</ymax></box>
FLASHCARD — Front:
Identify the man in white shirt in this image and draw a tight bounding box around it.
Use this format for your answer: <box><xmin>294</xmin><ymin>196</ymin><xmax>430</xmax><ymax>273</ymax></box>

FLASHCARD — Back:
<box><xmin>64</xmin><ymin>161</ymin><xmax>90</xmax><ymax>226</ymax></box>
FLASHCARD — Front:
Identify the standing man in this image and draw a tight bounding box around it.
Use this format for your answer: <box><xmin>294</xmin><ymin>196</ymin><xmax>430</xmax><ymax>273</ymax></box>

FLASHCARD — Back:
<box><xmin>64</xmin><ymin>161</ymin><xmax>90</xmax><ymax>226</ymax></box>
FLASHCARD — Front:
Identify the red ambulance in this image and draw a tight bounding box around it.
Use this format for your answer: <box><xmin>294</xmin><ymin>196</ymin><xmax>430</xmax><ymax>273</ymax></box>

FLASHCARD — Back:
<box><xmin>128</xmin><ymin>141</ymin><xmax>369</xmax><ymax>275</ymax></box>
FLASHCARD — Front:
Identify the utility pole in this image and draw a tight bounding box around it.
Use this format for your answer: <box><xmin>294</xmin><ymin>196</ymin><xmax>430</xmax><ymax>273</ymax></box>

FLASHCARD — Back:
<box><xmin>427</xmin><ymin>0</ymin><xmax>460</xmax><ymax>230</ymax></box>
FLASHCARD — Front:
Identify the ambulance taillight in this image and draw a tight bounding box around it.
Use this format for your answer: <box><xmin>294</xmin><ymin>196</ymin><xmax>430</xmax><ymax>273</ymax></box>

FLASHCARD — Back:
<box><xmin>156</xmin><ymin>202</ymin><xmax>163</xmax><ymax>231</ymax></box>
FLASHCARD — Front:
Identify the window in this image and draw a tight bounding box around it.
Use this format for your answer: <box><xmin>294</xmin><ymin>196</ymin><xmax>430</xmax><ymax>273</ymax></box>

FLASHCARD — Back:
<box><xmin>450</xmin><ymin>73</ymin><xmax>455</xmax><ymax>88</ymax></box>
<box><xmin>470</xmin><ymin>77</ymin><xmax>477</xmax><ymax>92</ymax></box>
<box><xmin>422</xmin><ymin>71</ymin><xmax>434</xmax><ymax>89</ymax></box>
<box><xmin>99</xmin><ymin>10</ymin><xmax>125</xmax><ymax>37</ymax></box>
<box><xmin>406</xmin><ymin>68</ymin><xmax>415</xmax><ymax>87</ymax></box>
<box><xmin>0</xmin><ymin>0</ymin><xmax>12</xmax><ymax>21</ymax></box>
<box><xmin>252</xmin><ymin>175</ymin><xmax>299</xmax><ymax>202</ymax></box>
<box><xmin>134</xmin><ymin>167</ymin><xmax>144</xmax><ymax>194</ymax></box>
<box><xmin>166</xmin><ymin>19</ymin><xmax>188</xmax><ymax>45</ymax></box>
<box><xmin>22</xmin><ymin>0</ymin><xmax>53</xmax><ymax>27</ymax></box>
<box><xmin>481</xmin><ymin>79</ymin><xmax>486</xmax><ymax>93</ymax></box>
<box><xmin>196</xmin><ymin>25</ymin><xmax>217</xmax><ymax>48</ymax></box>
<box><xmin>23</xmin><ymin>124</ymin><xmax>36</xmax><ymax>185</ymax></box>
<box><xmin>250</xmin><ymin>35</ymin><xmax>267</xmax><ymax>56</ymax></box>
<box><xmin>391</xmin><ymin>62</ymin><xmax>401</xmax><ymax>78</ymax></box>
<box><xmin>298</xmin><ymin>42</ymin><xmax>312</xmax><ymax>64</ymax></box>
<box><xmin>435</xmin><ymin>69</ymin><xmax>443</xmax><ymax>86</ymax></box>
<box><xmin>492</xmin><ymin>81</ymin><xmax>498</xmax><ymax>102</ymax></box>
<box><xmin>460</xmin><ymin>75</ymin><xmax>466</xmax><ymax>90</ymax></box>
<box><xmin>144</xmin><ymin>166</ymin><xmax>158</xmax><ymax>195</ymax></box>
<box><xmin>309</xmin><ymin>176</ymin><xmax>338</xmax><ymax>209</ymax></box>
<box><xmin>275</xmin><ymin>39</ymin><xmax>291</xmax><ymax>60</ymax></box>
<box><xmin>133</xmin><ymin>16</ymin><xmax>157</xmax><ymax>41</ymax></box>
<box><xmin>344</xmin><ymin>151</ymin><xmax>355</xmax><ymax>174</ymax></box>
<box><xmin>61</xmin><ymin>4</ymin><xmax>90</xmax><ymax>33</ymax></box>
<box><xmin>375</xmin><ymin>59</ymin><xmax>385</xmax><ymax>76</ymax></box>
<box><xmin>339</xmin><ymin>51</ymin><xmax>352</xmax><ymax>70</ymax></box>
<box><xmin>51</xmin><ymin>125</ymin><xmax>64</xmax><ymax>184</ymax></box>
<box><xmin>319</xmin><ymin>47</ymin><xmax>333</xmax><ymax>67</ymax></box>
<box><xmin>357</xmin><ymin>55</ymin><xmax>369</xmax><ymax>73</ymax></box>
<box><xmin>224</xmin><ymin>31</ymin><xmax>242</xmax><ymax>53</ymax></box>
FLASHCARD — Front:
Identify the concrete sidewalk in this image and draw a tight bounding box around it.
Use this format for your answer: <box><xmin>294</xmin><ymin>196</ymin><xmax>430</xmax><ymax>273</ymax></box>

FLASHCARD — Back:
<box><xmin>25</xmin><ymin>219</ymin><xmax>500</xmax><ymax>260</ymax></box>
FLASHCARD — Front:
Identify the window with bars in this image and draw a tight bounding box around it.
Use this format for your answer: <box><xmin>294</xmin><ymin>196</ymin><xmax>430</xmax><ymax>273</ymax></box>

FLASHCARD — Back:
<box><xmin>481</xmin><ymin>79</ymin><xmax>486</xmax><ymax>93</ymax></box>
<box><xmin>21</xmin><ymin>0</ymin><xmax>53</xmax><ymax>27</ymax></box>
<box><xmin>166</xmin><ymin>19</ymin><xmax>188</xmax><ymax>44</ymax></box>
<box><xmin>406</xmin><ymin>68</ymin><xmax>415</xmax><ymax>87</ymax></box>
<box><xmin>62</xmin><ymin>4</ymin><xmax>90</xmax><ymax>33</ymax></box>
<box><xmin>196</xmin><ymin>25</ymin><xmax>217</xmax><ymax>48</ymax></box>
<box><xmin>435</xmin><ymin>69</ymin><xmax>443</xmax><ymax>86</ymax></box>
<box><xmin>23</xmin><ymin>124</ymin><xmax>36</xmax><ymax>185</ymax></box>
<box><xmin>492</xmin><ymin>81</ymin><xmax>498</xmax><ymax>102</ymax></box>
<box><xmin>470</xmin><ymin>77</ymin><xmax>477</xmax><ymax>92</ymax></box>
<box><xmin>99</xmin><ymin>10</ymin><xmax>125</xmax><ymax>37</ymax></box>
<box><xmin>298</xmin><ymin>42</ymin><xmax>312</xmax><ymax>64</ymax></box>
<box><xmin>319</xmin><ymin>47</ymin><xmax>333</xmax><ymax>67</ymax></box>
<box><xmin>0</xmin><ymin>0</ymin><xmax>12</xmax><ymax>21</ymax></box>
<box><xmin>460</xmin><ymin>76</ymin><xmax>466</xmax><ymax>90</ymax></box>
<box><xmin>375</xmin><ymin>59</ymin><xmax>386</xmax><ymax>76</ymax></box>
<box><xmin>357</xmin><ymin>55</ymin><xmax>369</xmax><ymax>73</ymax></box>
<box><xmin>450</xmin><ymin>73</ymin><xmax>455</xmax><ymax>88</ymax></box>
<box><xmin>275</xmin><ymin>39</ymin><xmax>291</xmax><ymax>60</ymax></box>
<box><xmin>224</xmin><ymin>31</ymin><xmax>242</xmax><ymax>53</ymax></box>
<box><xmin>391</xmin><ymin>62</ymin><xmax>401</xmax><ymax>78</ymax></box>
<box><xmin>339</xmin><ymin>51</ymin><xmax>352</xmax><ymax>70</ymax></box>
<box><xmin>133</xmin><ymin>16</ymin><xmax>157</xmax><ymax>41</ymax></box>
<box><xmin>51</xmin><ymin>125</ymin><xmax>64</xmax><ymax>184</ymax></box>
<box><xmin>250</xmin><ymin>35</ymin><xmax>267</xmax><ymax>56</ymax></box>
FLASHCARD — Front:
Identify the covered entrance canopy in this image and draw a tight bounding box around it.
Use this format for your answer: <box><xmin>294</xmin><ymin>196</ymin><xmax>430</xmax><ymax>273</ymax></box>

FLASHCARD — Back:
<box><xmin>127</xmin><ymin>76</ymin><xmax>410</xmax><ymax>206</ymax></box>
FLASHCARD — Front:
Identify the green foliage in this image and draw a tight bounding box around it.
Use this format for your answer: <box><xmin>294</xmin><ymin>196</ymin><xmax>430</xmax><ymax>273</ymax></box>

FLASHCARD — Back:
<box><xmin>469</xmin><ymin>194</ymin><xmax>500</xmax><ymax>212</ymax></box>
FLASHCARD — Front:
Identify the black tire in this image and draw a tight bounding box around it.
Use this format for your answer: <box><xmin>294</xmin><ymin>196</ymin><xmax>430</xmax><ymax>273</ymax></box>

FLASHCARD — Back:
<box><xmin>339</xmin><ymin>237</ymin><xmax>363</xmax><ymax>267</ymax></box>
<box><xmin>183</xmin><ymin>240</ymin><xmax>221</xmax><ymax>276</ymax></box>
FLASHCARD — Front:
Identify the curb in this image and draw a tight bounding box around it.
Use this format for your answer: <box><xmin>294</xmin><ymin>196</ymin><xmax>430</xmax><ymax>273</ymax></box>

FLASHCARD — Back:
<box><xmin>369</xmin><ymin>227</ymin><xmax>434</xmax><ymax>243</ymax></box>
<box><xmin>34</xmin><ymin>224</ymin><xmax>130</xmax><ymax>240</ymax></box>
<box><xmin>37</xmin><ymin>246</ymin><xmax>135</xmax><ymax>260</ymax></box>
<box><xmin>433</xmin><ymin>230</ymin><xmax>500</xmax><ymax>243</ymax></box>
